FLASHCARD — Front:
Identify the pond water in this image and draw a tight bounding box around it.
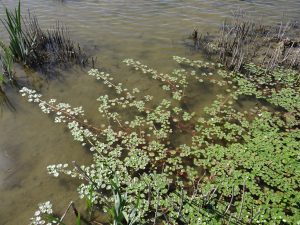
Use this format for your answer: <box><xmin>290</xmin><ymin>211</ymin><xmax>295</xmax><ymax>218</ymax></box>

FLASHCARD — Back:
<box><xmin>0</xmin><ymin>0</ymin><xmax>299</xmax><ymax>224</ymax></box>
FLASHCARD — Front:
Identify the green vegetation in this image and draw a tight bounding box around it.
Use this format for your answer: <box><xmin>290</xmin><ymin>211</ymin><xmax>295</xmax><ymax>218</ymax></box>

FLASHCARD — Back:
<box><xmin>0</xmin><ymin>40</ymin><xmax>14</xmax><ymax>82</ymax></box>
<box><xmin>1</xmin><ymin>1</ymin><xmax>28</xmax><ymax>63</ymax></box>
<box><xmin>0</xmin><ymin>1</ymin><xmax>88</xmax><ymax>79</ymax></box>
<box><xmin>0</xmin><ymin>1</ymin><xmax>90</xmax><ymax>109</ymax></box>
<box><xmin>21</xmin><ymin>48</ymin><xmax>299</xmax><ymax>224</ymax></box>
<box><xmin>0</xmin><ymin>7</ymin><xmax>293</xmax><ymax>225</ymax></box>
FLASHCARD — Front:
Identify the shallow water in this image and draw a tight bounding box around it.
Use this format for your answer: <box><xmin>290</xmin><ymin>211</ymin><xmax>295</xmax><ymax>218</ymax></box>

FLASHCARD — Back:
<box><xmin>0</xmin><ymin>0</ymin><xmax>299</xmax><ymax>224</ymax></box>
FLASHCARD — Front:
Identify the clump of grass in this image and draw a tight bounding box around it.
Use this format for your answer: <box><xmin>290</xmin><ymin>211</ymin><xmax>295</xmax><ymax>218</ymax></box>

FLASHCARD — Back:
<box><xmin>23</xmin><ymin>15</ymin><xmax>88</xmax><ymax>74</ymax></box>
<box><xmin>194</xmin><ymin>10</ymin><xmax>300</xmax><ymax>72</ymax></box>
<box><xmin>1</xmin><ymin>1</ymin><xmax>88</xmax><ymax>76</ymax></box>
<box><xmin>0</xmin><ymin>1</ymin><xmax>89</xmax><ymax>109</ymax></box>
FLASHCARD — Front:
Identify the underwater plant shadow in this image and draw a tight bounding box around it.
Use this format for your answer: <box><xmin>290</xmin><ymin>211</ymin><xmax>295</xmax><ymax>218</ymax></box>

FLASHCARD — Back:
<box><xmin>0</xmin><ymin>88</ymin><xmax>15</xmax><ymax>114</ymax></box>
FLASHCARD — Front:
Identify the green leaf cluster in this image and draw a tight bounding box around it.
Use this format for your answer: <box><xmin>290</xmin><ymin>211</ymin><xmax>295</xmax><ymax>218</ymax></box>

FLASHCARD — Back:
<box><xmin>25</xmin><ymin>54</ymin><xmax>300</xmax><ymax>224</ymax></box>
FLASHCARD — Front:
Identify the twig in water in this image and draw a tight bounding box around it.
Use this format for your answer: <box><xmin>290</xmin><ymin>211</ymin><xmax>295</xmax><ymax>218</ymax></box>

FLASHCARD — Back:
<box><xmin>59</xmin><ymin>201</ymin><xmax>79</xmax><ymax>222</ymax></box>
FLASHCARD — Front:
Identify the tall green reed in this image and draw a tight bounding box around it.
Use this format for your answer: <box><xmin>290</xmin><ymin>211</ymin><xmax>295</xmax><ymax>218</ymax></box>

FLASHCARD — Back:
<box><xmin>1</xmin><ymin>1</ymin><xmax>29</xmax><ymax>63</ymax></box>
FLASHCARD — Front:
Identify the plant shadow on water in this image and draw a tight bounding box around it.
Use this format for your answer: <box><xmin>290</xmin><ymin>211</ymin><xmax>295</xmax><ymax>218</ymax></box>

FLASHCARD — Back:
<box><xmin>0</xmin><ymin>88</ymin><xmax>15</xmax><ymax>113</ymax></box>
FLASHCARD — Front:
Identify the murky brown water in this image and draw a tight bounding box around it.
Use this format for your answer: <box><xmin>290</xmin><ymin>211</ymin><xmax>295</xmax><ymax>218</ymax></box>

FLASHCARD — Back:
<box><xmin>0</xmin><ymin>1</ymin><xmax>299</xmax><ymax>224</ymax></box>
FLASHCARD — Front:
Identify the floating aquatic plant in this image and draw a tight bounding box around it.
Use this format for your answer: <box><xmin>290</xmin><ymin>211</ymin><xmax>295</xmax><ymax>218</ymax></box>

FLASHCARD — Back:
<box><xmin>23</xmin><ymin>51</ymin><xmax>300</xmax><ymax>224</ymax></box>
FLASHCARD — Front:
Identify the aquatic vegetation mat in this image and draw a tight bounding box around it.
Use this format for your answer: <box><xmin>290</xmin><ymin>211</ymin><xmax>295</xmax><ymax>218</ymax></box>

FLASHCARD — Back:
<box><xmin>20</xmin><ymin>52</ymin><xmax>300</xmax><ymax>224</ymax></box>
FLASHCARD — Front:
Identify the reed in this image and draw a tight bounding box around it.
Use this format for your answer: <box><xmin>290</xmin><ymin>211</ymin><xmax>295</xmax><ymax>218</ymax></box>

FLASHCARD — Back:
<box><xmin>1</xmin><ymin>1</ymin><xmax>28</xmax><ymax>62</ymax></box>
<box><xmin>194</xmin><ymin>10</ymin><xmax>300</xmax><ymax>72</ymax></box>
<box><xmin>1</xmin><ymin>1</ymin><xmax>88</xmax><ymax>76</ymax></box>
<box><xmin>23</xmin><ymin>15</ymin><xmax>88</xmax><ymax>73</ymax></box>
